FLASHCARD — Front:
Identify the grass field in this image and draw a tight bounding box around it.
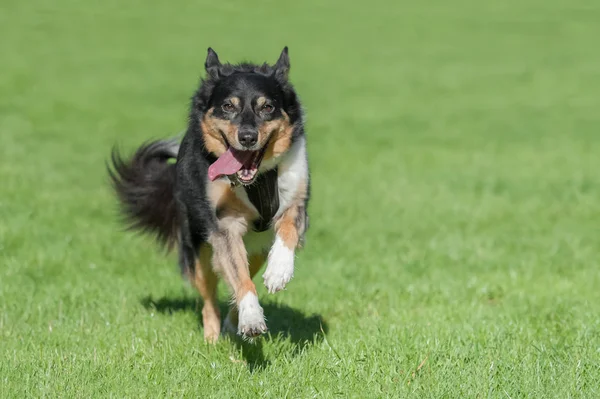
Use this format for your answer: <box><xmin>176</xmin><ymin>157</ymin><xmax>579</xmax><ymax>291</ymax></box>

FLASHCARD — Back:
<box><xmin>1</xmin><ymin>0</ymin><xmax>600</xmax><ymax>397</ymax></box>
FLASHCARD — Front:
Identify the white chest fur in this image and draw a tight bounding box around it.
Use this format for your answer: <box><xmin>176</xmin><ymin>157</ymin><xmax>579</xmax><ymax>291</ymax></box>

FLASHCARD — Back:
<box><xmin>275</xmin><ymin>136</ymin><xmax>308</xmax><ymax>218</ymax></box>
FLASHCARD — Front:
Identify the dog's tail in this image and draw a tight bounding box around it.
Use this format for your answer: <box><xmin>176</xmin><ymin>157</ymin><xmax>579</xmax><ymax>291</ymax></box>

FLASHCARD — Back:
<box><xmin>108</xmin><ymin>139</ymin><xmax>180</xmax><ymax>250</ymax></box>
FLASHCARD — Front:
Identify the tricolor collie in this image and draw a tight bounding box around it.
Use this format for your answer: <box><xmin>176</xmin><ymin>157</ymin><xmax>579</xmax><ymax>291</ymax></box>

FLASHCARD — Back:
<box><xmin>108</xmin><ymin>47</ymin><xmax>310</xmax><ymax>341</ymax></box>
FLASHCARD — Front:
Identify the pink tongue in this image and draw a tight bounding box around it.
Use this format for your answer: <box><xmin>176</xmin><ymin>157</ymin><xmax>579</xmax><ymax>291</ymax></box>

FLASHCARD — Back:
<box><xmin>208</xmin><ymin>148</ymin><xmax>254</xmax><ymax>181</ymax></box>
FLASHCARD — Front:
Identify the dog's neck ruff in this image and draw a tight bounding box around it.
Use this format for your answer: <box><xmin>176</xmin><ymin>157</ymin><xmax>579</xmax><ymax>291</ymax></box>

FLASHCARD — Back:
<box><xmin>243</xmin><ymin>168</ymin><xmax>279</xmax><ymax>232</ymax></box>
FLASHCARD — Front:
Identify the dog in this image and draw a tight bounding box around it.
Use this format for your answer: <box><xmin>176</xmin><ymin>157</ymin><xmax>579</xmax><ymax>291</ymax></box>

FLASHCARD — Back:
<box><xmin>108</xmin><ymin>47</ymin><xmax>310</xmax><ymax>342</ymax></box>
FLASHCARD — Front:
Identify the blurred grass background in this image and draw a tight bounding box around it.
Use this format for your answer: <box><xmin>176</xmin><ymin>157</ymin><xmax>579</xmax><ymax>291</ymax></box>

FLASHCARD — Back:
<box><xmin>1</xmin><ymin>0</ymin><xmax>599</xmax><ymax>397</ymax></box>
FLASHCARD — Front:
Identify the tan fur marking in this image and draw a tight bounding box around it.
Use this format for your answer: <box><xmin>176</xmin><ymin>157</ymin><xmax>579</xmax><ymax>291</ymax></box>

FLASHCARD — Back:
<box><xmin>207</xmin><ymin>179</ymin><xmax>230</xmax><ymax>208</ymax></box>
<box><xmin>205</xmin><ymin>180</ymin><xmax>261</xmax><ymax>313</ymax></box>
<box><xmin>256</xmin><ymin>96</ymin><xmax>267</xmax><ymax>107</ymax></box>
<box><xmin>200</xmin><ymin>108</ymin><xmax>238</xmax><ymax>155</ymax></box>
<box><xmin>207</xmin><ymin>202</ymin><xmax>259</xmax><ymax>308</ymax></box>
<box><xmin>207</xmin><ymin>180</ymin><xmax>258</xmax><ymax>223</ymax></box>
<box><xmin>239</xmin><ymin>279</ymin><xmax>257</xmax><ymax>298</ymax></box>
<box><xmin>230</xmin><ymin>97</ymin><xmax>240</xmax><ymax>107</ymax></box>
<box><xmin>276</xmin><ymin>207</ymin><xmax>299</xmax><ymax>249</ymax></box>
<box><xmin>209</xmin><ymin>231</ymin><xmax>249</xmax><ymax>293</ymax></box>
<box><xmin>274</xmin><ymin>177</ymin><xmax>308</xmax><ymax>249</ymax></box>
<box><xmin>262</xmin><ymin>110</ymin><xmax>294</xmax><ymax>161</ymax></box>
<box><xmin>192</xmin><ymin>245</ymin><xmax>221</xmax><ymax>342</ymax></box>
<box><xmin>209</xmin><ymin>231</ymin><xmax>257</xmax><ymax>307</ymax></box>
<box><xmin>218</xmin><ymin>189</ymin><xmax>256</xmax><ymax>221</ymax></box>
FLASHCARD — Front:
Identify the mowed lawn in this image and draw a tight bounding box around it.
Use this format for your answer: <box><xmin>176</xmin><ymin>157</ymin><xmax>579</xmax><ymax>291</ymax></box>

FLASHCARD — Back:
<box><xmin>1</xmin><ymin>0</ymin><xmax>600</xmax><ymax>397</ymax></box>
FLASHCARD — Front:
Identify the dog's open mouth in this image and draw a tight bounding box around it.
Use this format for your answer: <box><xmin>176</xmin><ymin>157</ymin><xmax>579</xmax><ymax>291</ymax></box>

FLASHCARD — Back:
<box><xmin>207</xmin><ymin>146</ymin><xmax>267</xmax><ymax>185</ymax></box>
<box><xmin>233</xmin><ymin>147</ymin><xmax>266</xmax><ymax>185</ymax></box>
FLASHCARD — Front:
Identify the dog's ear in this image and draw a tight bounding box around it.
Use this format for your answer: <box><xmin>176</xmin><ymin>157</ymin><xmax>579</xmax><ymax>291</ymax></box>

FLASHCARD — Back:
<box><xmin>205</xmin><ymin>47</ymin><xmax>222</xmax><ymax>79</ymax></box>
<box><xmin>274</xmin><ymin>46</ymin><xmax>290</xmax><ymax>81</ymax></box>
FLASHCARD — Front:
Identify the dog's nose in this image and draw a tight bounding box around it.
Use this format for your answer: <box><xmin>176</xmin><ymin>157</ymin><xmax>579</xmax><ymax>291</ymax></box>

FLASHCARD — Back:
<box><xmin>238</xmin><ymin>128</ymin><xmax>258</xmax><ymax>148</ymax></box>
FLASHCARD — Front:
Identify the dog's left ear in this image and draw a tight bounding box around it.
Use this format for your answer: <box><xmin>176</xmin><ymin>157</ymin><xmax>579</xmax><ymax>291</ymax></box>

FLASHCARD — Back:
<box><xmin>205</xmin><ymin>47</ymin><xmax>222</xmax><ymax>79</ymax></box>
<box><xmin>274</xmin><ymin>46</ymin><xmax>290</xmax><ymax>81</ymax></box>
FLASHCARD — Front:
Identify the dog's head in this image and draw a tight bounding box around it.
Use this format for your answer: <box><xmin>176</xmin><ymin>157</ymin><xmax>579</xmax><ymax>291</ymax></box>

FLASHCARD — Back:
<box><xmin>193</xmin><ymin>47</ymin><xmax>303</xmax><ymax>185</ymax></box>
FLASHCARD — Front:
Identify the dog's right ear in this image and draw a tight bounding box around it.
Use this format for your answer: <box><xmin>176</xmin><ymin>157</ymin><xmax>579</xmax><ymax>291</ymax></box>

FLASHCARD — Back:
<box><xmin>274</xmin><ymin>46</ymin><xmax>290</xmax><ymax>81</ymax></box>
<box><xmin>205</xmin><ymin>48</ymin><xmax>222</xmax><ymax>79</ymax></box>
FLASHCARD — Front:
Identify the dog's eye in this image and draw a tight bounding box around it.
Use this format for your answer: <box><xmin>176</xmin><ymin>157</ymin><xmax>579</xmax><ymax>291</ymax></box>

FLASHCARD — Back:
<box><xmin>222</xmin><ymin>103</ymin><xmax>235</xmax><ymax>112</ymax></box>
<box><xmin>262</xmin><ymin>104</ymin><xmax>274</xmax><ymax>113</ymax></box>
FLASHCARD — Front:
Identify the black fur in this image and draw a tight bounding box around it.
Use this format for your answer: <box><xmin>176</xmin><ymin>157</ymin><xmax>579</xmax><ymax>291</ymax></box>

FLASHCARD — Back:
<box><xmin>108</xmin><ymin>140</ymin><xmax>180</xmax><ymax>249</ymax></box>
<box><xmin>108</xmin><ymin>47</ymin><xmax>307</xmax><ymax>277</ymax></box>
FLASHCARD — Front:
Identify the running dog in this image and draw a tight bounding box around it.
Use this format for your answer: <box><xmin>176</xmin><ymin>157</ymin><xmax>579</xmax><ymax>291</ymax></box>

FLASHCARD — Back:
<box><xmin>108</xmin><ymin>47</ymin><xmax>310</xmax><ymax>342</ymax></box>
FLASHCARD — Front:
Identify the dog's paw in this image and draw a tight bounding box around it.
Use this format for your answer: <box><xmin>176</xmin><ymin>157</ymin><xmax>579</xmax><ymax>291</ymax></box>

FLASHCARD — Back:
<box><xmin>263</xmin><ymin>236</ymin><xmax>294</xmax><ymax>294</ymax></box>
<box><xmin>263</xmin><ymin>265</ymin><xmax>294</xmax><ymax>294</ymax></box>
<box><xmin>237</xmin><ymin>293</ymin><xmax>267</xmax><ymax>339</ymax></box>
<box><xmin>263</xmin><ymin>236</ymin><xmax>295</xmax><ymax>294</ymax></box>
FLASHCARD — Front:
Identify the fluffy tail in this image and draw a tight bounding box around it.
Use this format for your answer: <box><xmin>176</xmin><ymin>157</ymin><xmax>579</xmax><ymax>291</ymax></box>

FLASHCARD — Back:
<box><xmin>108</xmin><ymin>139</ymin><xmax>180</xmax><ymax>249</ymax></box>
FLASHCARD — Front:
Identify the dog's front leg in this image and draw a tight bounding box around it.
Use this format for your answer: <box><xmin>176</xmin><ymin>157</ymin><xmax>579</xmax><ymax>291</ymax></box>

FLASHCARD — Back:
<box><xmin>209</xmin><ymin>225</ymin><xmax>267</xmax><ymax>338</ymax></box>
<box><xmin>263</xmin><ymin>202</ymin><xmax>308</xmax><ymax>293</ymax></box>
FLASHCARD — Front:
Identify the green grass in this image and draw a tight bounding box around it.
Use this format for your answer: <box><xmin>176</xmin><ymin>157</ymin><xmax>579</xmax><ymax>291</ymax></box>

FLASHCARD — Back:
<box><xmin>1</xmin><ymin>0</ymin><xmax>600</xmax><ymax>397</ymax></box>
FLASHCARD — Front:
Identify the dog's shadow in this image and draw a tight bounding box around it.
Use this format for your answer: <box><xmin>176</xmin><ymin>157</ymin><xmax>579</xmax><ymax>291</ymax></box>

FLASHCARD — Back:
<box><xmin>140</xmin><ymin>295</ymin><xmax>328</xmax><ymax>371</ymax></box>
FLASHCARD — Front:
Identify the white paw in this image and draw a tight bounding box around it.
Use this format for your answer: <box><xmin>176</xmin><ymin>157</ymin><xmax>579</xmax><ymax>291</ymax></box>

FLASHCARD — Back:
<box><xmin>237</xmin><ymin>293</ymin><xmax>267</xmax><ymax>338</ymax></box>
<box><xmin>263</xmin><ymin>235</ymin><xmax>295</xmax><ymax>294</ymax></box>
